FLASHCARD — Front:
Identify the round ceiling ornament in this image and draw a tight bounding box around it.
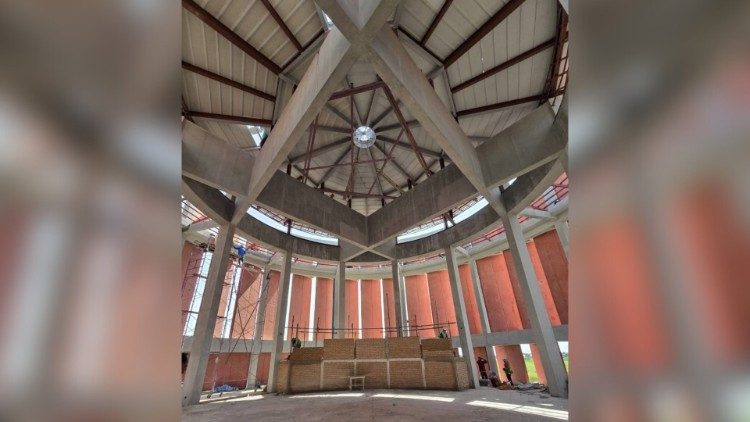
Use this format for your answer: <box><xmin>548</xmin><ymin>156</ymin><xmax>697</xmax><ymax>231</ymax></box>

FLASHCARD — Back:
<box><xmin>352</xmin><ymin>126</ymin><xmax>376</xmax><ymax>148</ymax></box>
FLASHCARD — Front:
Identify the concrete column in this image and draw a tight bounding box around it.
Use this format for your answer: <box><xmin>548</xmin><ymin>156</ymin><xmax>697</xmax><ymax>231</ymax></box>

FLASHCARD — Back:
<box><xmin>333</xmin><ymin>261</ymin><xmax>346</xmax><ymax>338</ymax></box>
<box><xmin>246</xmin><ymin>266</ymin><xmax>270</xmax><ymax>389</ymax></box>
<box><xmin>266</xmin><ymin>251</ymin><xmax>293</xmax><ymax>393</ymax></box>
<box><xmin>390</xmin><ymin>260</ymin><xmax>406</xmax><ymax>337</ymax></box>
<box><xmin>468</xmin><ymin>258</ymin><xmax>499</xmax><ymax>377</ymax></box>
<box><xmin>499</xmin><ymin>202</ymin><xmax>568</xmax><ymax>397</ymax></box>
<box><xmin>397</xmin><ymin>274</ymin><xmax>408</xmax><ymax>336</ymax></box>
<box><xmin>182</xmin><ymin>224</ymin><xmax>235</xmax><ymax>406</ymax></box>
<box><xmin>444</xmin><ymin>247</ymin><xmax>479</xmax><ymax>389</ymax></box>
<box><xmin>554</xmin><ymin>219</ymin><xmax>569</xmax><ymax>258</ymax></box>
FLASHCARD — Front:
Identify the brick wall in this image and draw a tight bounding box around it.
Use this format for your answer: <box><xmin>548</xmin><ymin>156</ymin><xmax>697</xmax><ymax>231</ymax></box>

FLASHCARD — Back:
<box><xmin>290</xmin><ymin>347</ymin><xmax>324</xmax><ymax>362</ymax></box>
<box><xmin>387</xmin><ymin>336</ymin><xmax>421</xmax><ymax>358</ymax></box>
<box><xmin>275</xmin><ymin>361</ymin><xmax>289</xmax><ymax>393</ymax></box>
<box><xmin>313</xmin><ymin>277</ymin><xmax>334</xmax><ymax>340</ymax></box>
<box><xmin>455</xmin><ymin>359</ymin><xmax>470</xmax><ymax>390</ymax></box>
<box><xmin>458</xmin><ymin>263</ymin><xmax>482</xmax><ymax>335</ymax></box>
<box><xmin>426</xmin><ymin>270</ymin><xmax>457</xmax><ymax>337</ymax></box>
<box><xmin>322</xmin><ymin>361</ymin><xmax>355</xmax><ymax>390</ymax></box>
<box><xmin>261</xmin><ymin>270</ymin><xmax>281</xmax><ymax>339</ymax></box>
<box><xmin>345</xmin><ymin>279</ymin><xmax>360</xmax><ymax>337</ymax></box>
<box><xmin>289</xmin><ymin>362</ymin><xmax>321</xmax><ymax>393</ymax></box>
<box><xmin>355</xmin><ymin>361</ymin><xmax>388</xmax><ymax>389</ymax></box>
<box><xmin>388</xmin><ymin>361</ymin><xmax>423</xmax><ymax>389</ymax></box>
<box><xmin>323</xmin><ymin>338</ymin><xmax>356</xmax><ymax>359</ymax></box>
<box><xmin>404</xmin><ymin>274</ymin><xmax>433</xmax><ymax>337</ymax></box>
<box><xmin>360</xmin><ymin>279</ymin><xmax>383</xmax><ymax>338</ymax></box>
<box><xmin>424</xmin><ymin>360</ymin><xmax>456</xmax><ymax>389</ymax></box>
<box><xmin>202</xmin><ymin>352</ymin><xmax>250</xmax><ymax>391</ymax></box>
<box><xmin>230</xmin><ymin>267</ymin><xmax>262</xmax><ymax>339</ymax></box>
<box><xmin>356</xmin><ymin>339</ymin><xmax>387</xmax><ymax>359</ymax></box>
<box><xmin>381</xmin><ymin>278</ymin><xmax>398</xmax><ymax>336</ymax></box>
<box><xmin>477</xmin><ymin>254</ymin><xmax>524</xmax><ymax>332</ymax></box>
<box><xmin>534</xmin><ymin>230</ymin><xmax>569</xmax><ymax>324</ymax></box>
<box><xmin>288</xmin><ymin>274</ymin><xmax>313</xmax><ymax>339</ymax></box>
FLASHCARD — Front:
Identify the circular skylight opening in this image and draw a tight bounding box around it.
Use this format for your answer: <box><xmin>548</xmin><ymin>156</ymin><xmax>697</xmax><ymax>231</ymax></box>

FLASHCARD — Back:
<box><xmin>352</xmin><ymin>126</ymin><xmax>376</xmax><ymax>148</ymax></box>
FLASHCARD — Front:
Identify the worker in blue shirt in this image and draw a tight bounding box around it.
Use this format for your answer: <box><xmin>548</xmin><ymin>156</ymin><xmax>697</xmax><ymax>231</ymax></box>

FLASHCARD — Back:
<box><xmin>233</xmin><ymin>244</ymin><xmax>247</xmax><ymax>266</ymax></box>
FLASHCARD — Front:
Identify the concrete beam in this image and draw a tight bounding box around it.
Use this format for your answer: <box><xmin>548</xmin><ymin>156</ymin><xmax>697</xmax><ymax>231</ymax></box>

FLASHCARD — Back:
<box><xmin>499</xmin><ymin>197</ymin><xmax>568</xmax><ymax>397</ymax></box>
<box><xmin>233</xmin><ymin>0</ymin><xmax>399</xmax><ymax>224</ymax></box>
<box><xmin>445</xmin><ymin>247</ymin><xmax>479</xmax><ymax>388</ymax></box>
<box><xmin>267</xmin><ymin>250</ymin><xmax>293</xmax><ymax>393</ymax></box>
<box><xmin>390</xmin><ymin>260</ymin><xmax>405</xmax><ymax>336</ymax></box>
<box><xmin>182</xmin><ymin>224</ymin><xmax>236</xmax><ymax>406</ymax></box>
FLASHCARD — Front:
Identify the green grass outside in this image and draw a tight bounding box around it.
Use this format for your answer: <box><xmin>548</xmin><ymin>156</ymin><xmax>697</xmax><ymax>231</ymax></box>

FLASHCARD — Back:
<box><xmin>522</xmin><ymin>355</ymin><xmax>569</xmax><ymax>383</ymax></box>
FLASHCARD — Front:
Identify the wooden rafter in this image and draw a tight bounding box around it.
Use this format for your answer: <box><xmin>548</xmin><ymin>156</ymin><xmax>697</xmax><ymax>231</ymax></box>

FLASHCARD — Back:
<box><xmin>450</xmin><ymin>37</ymin><xmax>556</xmax><ymax>93</ymax></box>
<box><xmin>372</xmin><ymin>142</ymin><xmax>411</xmax><ymax>182</ymax></box>
<box><xmin>304</xmin><ymin>158</ymin><xmax>388</xmax><ymax>171</ymax></box>
<box><xmin>421</xmin><ymin>0</ymin><xmax>453</xmax><ymax>46</ymax></box>
<box><xmin>367</xmin><ymin>129</ymin><xmax>404</xmax><ymax>195</ymax></box>
<box><xmin>455</xmin><ymin>91</ymin><xmax>563</xmax><ymax>117</ymax></box>
<box><xmin>182</xmin><ymin>0</ymin><xmax>282</xmax><ymax>75</ymax></box>
<box><xmin>184</xmin><ymin>111</ymin><xmax>272</xmax><ymax>126</ymax></box>
<box><xmin>329</xmin><ymin>81</ymin><xmax>384</xmax><ymax>101</ymax></box>
<box><xmin>442</xmin><ymin>0</ymin><xmax>526</xmax><ymax>68</ymax></box>
<box><xmin>258</xmin><ymin>0</ymin><xmax>303</xmax><ymax>51</ymax></box>
<box><xmin>182</xmin><ymin>61</ymin><xmax>276</xmax><ymax>102</ymax></box>
<box><xmin>381</xmin><ymin>85</ymin><xmax>431</xmax><ymax>174</ymax></box>
<box><xmin>317</xmin><ymin>147</ymin><xmax>351</xmax><ymax>186</ymax></box>
<box><xmin>289</xmin><ymin>138</ymin><xmax>349</xmax><ymax>164</ymax></box>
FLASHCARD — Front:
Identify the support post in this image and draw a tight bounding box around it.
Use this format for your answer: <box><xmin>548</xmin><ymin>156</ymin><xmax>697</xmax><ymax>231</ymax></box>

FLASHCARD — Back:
<box><xmin>266</xmin><ymin>251</ymin><xmax>293</xmax><ymax>393</ymax></box>
<box><xmin>499</xmin><ymin>197</ymin><xmax>568</xmax><ymax>397</ymax></box>
<box><xmin>468</xmin><ymin>258</ymin><xmax>499</xmax><ymax>377</ymax></box>
<box><xmin>390</xmin><ymin>260</ymin><xmax>406</xmax><ymax>337</ymax></box>
<box><xmin>182</xmin><ymin>224</ymin><xmax>235</xmax><ymax>406</ymax></box>
<box><xmin>444</xmin><ymin>247</ymin><xmax>479</xmax><ymax>388</ymax></box>
<box><xmin>246</xmin><ymin>265</ymin><xmax>270</xmax><ymax>389</ymax></box>
<box><xmin>333</xmin><ymin>261</ymin><xmax>346</xmax><ymax>338</ymax></box>
<box><xmin>554</xmin><ymin>219</ymin><xmax>569</xmax><ymax>259</ymax></box>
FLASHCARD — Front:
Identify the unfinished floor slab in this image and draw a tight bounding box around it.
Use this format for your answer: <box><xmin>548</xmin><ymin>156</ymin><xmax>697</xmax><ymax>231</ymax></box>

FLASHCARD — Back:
<box><xmin>182</xmin><ymin>387</ymin><xmax>568</xmax><ymax>421</ymax></box>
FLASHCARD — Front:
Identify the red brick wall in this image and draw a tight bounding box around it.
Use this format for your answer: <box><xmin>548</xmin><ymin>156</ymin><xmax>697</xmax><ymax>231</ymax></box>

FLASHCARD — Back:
<box><xmin>202</xmin><ymin>352</ymin><xmax>250</xmax><ymax>390</ymax></box>
<box><xmin>360</xmin><ymin>279</ymin><xmax>383</xmax><ymax>338</ymax></box>
<box><xmin>496</xmin><ymin>345</ymin><xmax>529</xmax><ymax>383</ymax></box>
<box><xmin>477</xmin><ymin>254</ymin><xmax>524</xmax><ymax>331</ymax></box>
<box><xmin>458</xmin><ymin>264</ymin><xmax>482</xmax><ymax>335</ymax></box>
<box><xmin>426</xmin><ymin>270</ymin><xmax>457</xmax><ymax>336</ymax></box>
<box><xmin>534</xmin><ymin>230</ymin><xmax>569</xmax><ymax>324</ymax></box>
<box><xmin>528</xmin><ymin>240</ymin><xmax>561</xmax><ymax>325</ymax></box>
<box><xmin>345</xmin><ymin>279</ymin><xmax>360</xmax><ymax>338</ymax></box>
<box><xmin>261</xmin><ymin>270</ymin><xmax>281</xmax><ymax>340</ymax></box>
<box><xmin>230</xmin><ymin>267</ymin><xmax>262</xmax><ymax>339</ymax></box>
<box><xmin>313</xmin><ymin>277</ymin><xmax>333</xmax><ymax>340</ymax></box>
<box><xmin>288</xmin><ymin>274</ymin><xmax>312</xmax><ymax>340</ymax></box>
<box><xmin>181</xmin><ymin>242</ymin><xmax>203</xmax><ymax>331</ymax></box>
<box><xmin>381</xmin><ymin>278</ymin><xmax>398</xmax><ymax>336</ymax></box>
<box><xmin>255</xmin><ymin>352</ymin><xmax>270</xmax><ymax>384</ymax></box>
<box><xmin>530</xmin><ymin>344</ymin><xmax>547</xmax><ymax>384</ymax></box>
<box><xmin>404</xmin><ymin>274</ymin><xmax>433</xmax><ymax>337</ymax></box>
<box><xmin>213</xmin><ymin>262</ymin><xmax>238</xmax><ymax>338</ymax></box>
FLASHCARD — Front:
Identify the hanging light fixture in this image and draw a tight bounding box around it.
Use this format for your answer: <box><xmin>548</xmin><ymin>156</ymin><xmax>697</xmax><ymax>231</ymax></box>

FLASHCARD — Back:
<box><xmin>352</xmin><ymin>126</ymin><xmax>376</xmax><ymax>148</ymax></box>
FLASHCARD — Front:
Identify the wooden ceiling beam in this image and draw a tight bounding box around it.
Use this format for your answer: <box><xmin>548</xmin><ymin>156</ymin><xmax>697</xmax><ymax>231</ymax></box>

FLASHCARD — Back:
<box><xmin>182</xmin><ymin>61</ymin><xmax>276</xmax><ymax>102</ymax></box>
<box><xmin>258</xmin><ymin>0</ymin><xmax>303</xmax><ymax>51</ymax></box>
<box><xmin>420</xmin><ymin>0</ymin><xmax>453</xmax><ymax>46</ymax></box>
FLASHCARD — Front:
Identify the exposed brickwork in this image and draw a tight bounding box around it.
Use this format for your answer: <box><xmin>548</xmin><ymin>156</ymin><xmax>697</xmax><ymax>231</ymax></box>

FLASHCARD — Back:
<box><xmin>322</xmin><ymin>361</ymin><xmax>355</xmax><ymax>390</ymax></box>
<box><xmin>424</xmin><ymin>360</ymin><xmax>457</xmax><ymax>390</ymax></box>
<box><xmin>313</xmin><ymin>277</ymin><xmax>334</xmax><ymax>340</ymax></box>
<box><xmin>420</xmin><ymin>338</ymin><xmax>452</xmax><ymax>352</ymax></box>
<box><xmin>422</xmin><ymin>350</ymin><xmax>455</xmax><ymax>359</ymax></box>
<box><xmin>455</xmin><ymin>359</ymin><xmax>470</xmax><ymax>390</ymax></box>
<box><xmin>387</xmin><ymin>336</ymin><xmax>421</xmax><ymax>358</ymax></box>
<box><xmin>290</xmin><ymin>347</ymin><xmax>323</xmax><ymax>362</ymax></box>
<box><xmin>288</xmin><ymin>274</ymin><xmax>313</xmax><ymax>337</ymax></box>
<box><xmin>534</xmin><ymin>230</ymin><xmax>569</xmax><ymax>324</ymax></box>
<box><xmin>404</xmin><ymin>274</ymin><xmax>434</xmax><ymax>337</ymax></box>
<box><xmin>356</xmin><ymin>339</ymin><xmax>387</xmax><ymax>359</ymax></box>
<box><xmin>360</xmin><ymin>279</ymin><xmax>383</xmax><ymax>338</ymax></box>
<box><xmin>388</xmin><ymin>361</ymin><xmax>423</xmax><ymax>389</ymax></box>
<box><xmin>323</xmin><ymin>338</ymin><xmax>356</xmax><ymax>359</ymax></box>
<box><xmin>355</xmin><ymin>361</ymin><xmax>388</xmax><ymax>389</ymax></box>
<box><xmin>426</xmin><ymin>270</ymin><xmax>457</xmax><ymax>336</ymax></box>
<box><xmin>289</xmin><ymin>362</ymin><xmax>322</xmax><ymax>393</ymax></box>
<box><xmin>275</xmin><ymin>361</ymin><xmax>290</xmax><ymax>393</ymax></box>
<box><xmin>261</xmin><ymin>270</ymin><xmax>281</xmax><ymax>339</ymax></box>
<box><xmin>381</xmin><ymin>278</ymin><xmax>398</xmax><ymax>336</ymax></box>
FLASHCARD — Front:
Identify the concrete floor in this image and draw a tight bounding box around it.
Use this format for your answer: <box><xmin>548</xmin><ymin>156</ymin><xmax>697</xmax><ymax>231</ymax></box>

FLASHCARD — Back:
<box><xmin>183</xmin><ymin>387</ymin><xmax>568</xmax><ymax>421</ymax></box>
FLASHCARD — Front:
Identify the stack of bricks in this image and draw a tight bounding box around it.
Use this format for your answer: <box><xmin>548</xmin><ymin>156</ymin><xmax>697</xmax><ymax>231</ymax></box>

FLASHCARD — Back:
<box><xmin>290</xmin><ymin>347</ymin><xmax>324</xmax><ymax>362</ymax></box>
<box><xmin>355</xmin><ymin>339</ymin><xmax>387</xmax><ymax>359</ymax></box>
<box><xmin>455</xmin><ymin>359</ymin><xmax>470</xmax><ymax>390</ymax></box>
<box><xmin>386</xmin><ymin>336</ymin><xmax>422</xmax><ymax>358</ymax></box>
<box><xmin>323</xmin><ymin>338</ymin><xmax>356</xmax><ymax>360</ymax></box>
<box><xmin>420</xmin><ymin>338</ymin><xmax>455</xmax><ymax>359</ymax></box>
<box><xmin>275</xmin><ymin>361</ymin><xmax>290</xmax><ymax>393</ymax></box>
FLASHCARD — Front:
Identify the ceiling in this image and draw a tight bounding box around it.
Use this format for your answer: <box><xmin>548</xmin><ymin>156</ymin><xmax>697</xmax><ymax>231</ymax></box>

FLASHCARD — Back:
<box><xmin>181</xmin><ymin>0</ymin><xmax>568</xmax><ymax>217</ymax></box>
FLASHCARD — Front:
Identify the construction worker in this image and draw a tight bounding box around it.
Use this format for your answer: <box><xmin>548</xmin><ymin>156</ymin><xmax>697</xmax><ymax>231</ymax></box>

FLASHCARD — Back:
<box><xmin>476</xmin><ymin>356</ymin><xmax>489</xmax><ymax>379</ymax></box>
<box><xmin>502</xmin><ymin>358</ymin><xmax>514</xmax><ymax>386</ymax></box>
<box><xmin>233</xmin><ymin>244</ymin><xmax>247</xmax><ymax>266</ymax></box>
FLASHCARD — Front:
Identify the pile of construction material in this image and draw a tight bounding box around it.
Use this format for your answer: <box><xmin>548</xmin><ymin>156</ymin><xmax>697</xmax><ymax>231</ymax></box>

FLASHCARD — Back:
<box><xmin>275</xmin><ymin>337</ymin><xmax>470</xmax><ymax>394</ymax></box>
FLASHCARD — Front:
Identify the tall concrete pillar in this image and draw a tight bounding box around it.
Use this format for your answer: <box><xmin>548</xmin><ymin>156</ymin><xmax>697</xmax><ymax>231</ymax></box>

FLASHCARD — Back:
<box><xmin>390</xmin><ymin>260</ymin><xmax>406</xmax><ymax>337</ymax></box>
<box><xmin>468</xmin><ymin>258</ymin><xmax>500</xmax><ymax>377</ymax></box>
<box><xmin>444</xmin><ymin>247</ymin><xmax>479</xmax><ymax>389</ymax></box>
<box><xmin>397</xmin><ymin>273</ymin><xmax>409</xmax><ymax>336</ymax></box>
<box><xmin>499</xmin><ymin>201</ymin><xmax>568</xmax><ymax>397</ymax></box>
<box><xmin>246</xmin><ymin>266</ymin><xmax>270</xmax><ymax>389</ymax></box>
<box><xmin>182</xmin><ymin>224</ymin><xmax>235</xmax><ymax>406</ymax></box>
<box><xmin>554</xmin><ymin>219</ymin><xmax>569</xmax><ymax>258</ymax></box>
<box><xmin>333</xmin><ymin>261</ymin><xmax>346</xmax><ymax>338</ymax></box>
<box><xmin>266</xmin><ymin>251</ymin><xmax>293</xmax><ymax>393</ymax></box>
